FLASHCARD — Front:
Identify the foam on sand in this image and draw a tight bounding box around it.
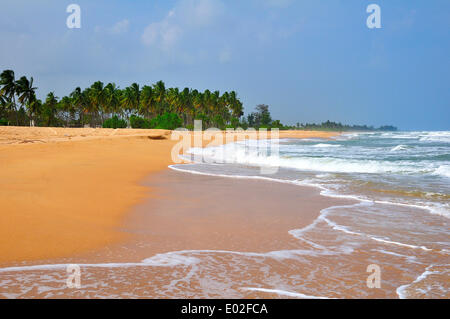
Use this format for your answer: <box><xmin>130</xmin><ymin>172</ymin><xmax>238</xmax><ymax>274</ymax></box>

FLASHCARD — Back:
<box><xmin>241</xmin><ymin>287</ymin><xmax>331</xmax><ymax>299</ymax></box>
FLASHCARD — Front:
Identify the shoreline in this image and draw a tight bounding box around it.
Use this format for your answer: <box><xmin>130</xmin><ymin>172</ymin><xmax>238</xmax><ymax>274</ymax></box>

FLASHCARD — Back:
<box><xmin>0</xmin><ymin>169</ymin><xmax>358</xmax><ymax>298</ymax></box>
<box><xmin>0</xmin><ymin>126</ymin><xmax>339</xmax><ymax>265</ymax></box>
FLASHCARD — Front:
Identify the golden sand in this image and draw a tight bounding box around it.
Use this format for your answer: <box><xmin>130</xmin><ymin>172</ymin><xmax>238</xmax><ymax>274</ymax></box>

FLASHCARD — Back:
<box><xmin>0</xmin><ymin>126</ymin><xmax>338</xmax><ymax>264</ymax></box>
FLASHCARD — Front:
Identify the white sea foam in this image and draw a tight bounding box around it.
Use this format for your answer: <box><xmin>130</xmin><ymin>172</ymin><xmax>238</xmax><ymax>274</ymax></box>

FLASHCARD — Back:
<box><xmin>390</xmin><ymin>145</ymin><xmax>408</xmax><ymax>152</ymax></box>
<box><xmin>241</xmin><ymin>287</ymin><xmax>332</xmax><ymax>299</ymax></box>
<box><xmin>368</xmin><ymin>236</ymin><xmax>432</xmax><ymax>251</ymax></box>
<box><xmin>418</xmin><ymin>131</ymin><xmax>450</xmax><ymax>143</ymax></box>
<box><xmin>142</xmin><ymin>252</ymin><xmax>201</xmax><ymax>266</ymax></box>
<box><xmin>433</xmin><ymin>165</ymin><xmax>450</xmax><ymax>178</ymax></box>
<box><xmin>318</xmin><ymin>203</ymin><xmax>435</xmax><ymax>251</ymax></box>
<box><xmin>375</xmin><ymin>249</ymin><xmax>419</xmax><ymax>264</ymax></box>
<box><xmin>396</xmin><ymin>265</ymin><xmax>439</xmax><ymax>299</ymax></box>
<box><xmin>0</xmin><ymin>262</ymin><xmax>144</xmax><ymax>273</ymax></box>
<box><xmin>188</xmin><ymin>145</ymin><xmax>426</xmax><ymax>175</ymax></box>
<box><xmin>312</xmin><ymin>143</ymin><xmax>341</xmax><ymax>148</ymax></box>
<box><xmin>0</xmin><ymin>246</ymin><xmax>344</xmax><ymax>275</ymax></box>
<box><xmin>187</xmin><ymin>142</ymin><xmax>450</xmax><ymax>177</ymax></box>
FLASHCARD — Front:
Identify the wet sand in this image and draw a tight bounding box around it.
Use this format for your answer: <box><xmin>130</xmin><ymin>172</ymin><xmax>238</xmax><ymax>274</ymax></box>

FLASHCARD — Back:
<box><xmin>97</xmin><ymin>169</ymin><xmax>353</xmax><ymax>260</ymax></box>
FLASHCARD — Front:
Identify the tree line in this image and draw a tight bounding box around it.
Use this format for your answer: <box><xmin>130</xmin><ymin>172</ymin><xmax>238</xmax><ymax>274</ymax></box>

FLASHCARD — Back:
<box><xmin>292</xmin><ymin>120</ymin><xmax>397</xmax><ymax>131</ymax></box>
<box><xmin>0</xmin><ymin>69</ymin><xmax>245</xmax><ymax>129</ymax></box>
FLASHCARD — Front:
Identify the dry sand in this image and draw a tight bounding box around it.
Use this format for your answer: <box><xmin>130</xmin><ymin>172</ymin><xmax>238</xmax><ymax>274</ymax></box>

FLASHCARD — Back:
<box><xmin>0</xmin><ymin>126</ymin><xmax>339</xmax><ymax>264</ymax></box>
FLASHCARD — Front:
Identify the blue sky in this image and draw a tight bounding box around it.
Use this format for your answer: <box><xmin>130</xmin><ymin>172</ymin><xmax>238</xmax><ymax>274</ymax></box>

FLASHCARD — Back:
<box><xmin>1</xmin><ymin>0</ymin><xmax>449</xmax><ymax>130</ymax></box>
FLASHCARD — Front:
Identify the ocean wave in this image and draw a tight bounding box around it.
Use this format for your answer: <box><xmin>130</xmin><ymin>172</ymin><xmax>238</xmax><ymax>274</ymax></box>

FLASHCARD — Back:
<box><xmin>390</xmin><ymin>145</ymin><xmax>409</xmax><ymax>152</ymax></box>
<box><xmin>241</xmin><ymin>287</ymin><xmax>332</xmax><ymax>299</ymax></box>
<box><xmin>420</xmin><ymin>137</ymin><xmax>450</xmax><ymax>143</ymax></box>
<box><xmin>189</xmin><ymin>148</ymin><xmax>423</xmax><ymax>175</ymax></box>
<box><xmin>0</xmin><ymin>246</ymin><xmax>350</xmax><ymax>275</ymax></box>
<box><xmin>433</xmin><ymin>165</ymin><xmax>450</xmax><ymax>178</ymax></box>
<box><xmin>418</xmin><ymin>132</ymin><xmax>450</xmax><ymax>143</ymax></box>
<box><xmin>312</xmin><ymin>143</ymin><xmax>341</xmax><ymax>148</ymax></box>
<box><xmin>396</xmin><ymin>265</ymin><xmax>444</xmax><ymax>299</ymax></box>
<box><xmin>188</xmin><ymin>140</ymin><xmax>450</xmax><ymax>181</ymax></box>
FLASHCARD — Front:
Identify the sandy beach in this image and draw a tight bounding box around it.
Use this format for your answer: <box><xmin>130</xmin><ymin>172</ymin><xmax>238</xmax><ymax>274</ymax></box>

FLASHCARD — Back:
<box><xmin>0</xmin><ymin>126</ymin><xmax>338</xmax><ymax>265</ymax></box>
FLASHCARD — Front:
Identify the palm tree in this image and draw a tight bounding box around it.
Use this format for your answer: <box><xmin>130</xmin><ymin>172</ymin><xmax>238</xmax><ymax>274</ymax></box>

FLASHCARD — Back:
<box><xmin>191</xmin><ymin>90</ymin><xmax>202</xmax><ymax>120</ymax></box>
<box><xmin>166</xmin><ymin>87</ymin><xmax>180</xmax><ymax>114</ymax></box>
<box><xmin>180</xmin><ymin>87</ymin><xmax>192</xmax><ymax>125</ymax></box>
<box><xmin>69</xmin><ymin>87</ymin><xmax>86</xmax><ymax>126</ymax></box>
<box><xmin>153</xmin><ymin>80</ymin><xmax>166</xmax><ymax>115</ymax></box>
<box><xmin>121</xmin><ymin>84</ymin><xmax>140</xmax><ymax>120</ymax></box>
<box><xmin>27</xmin><ymin>97</ymin><xmax>42</xmax><ymax>126</ymax></box>
<box><xmin>139</xmin><ymin>85</ymin><xmax>155</xmax><ymax>118</ymax></box>
<box><xmin>130</xmin><ymin>83</ymin><xmax>140</xmax><ymax>115</ymax></box>
<box><xmin>59</xmin><ymin>96</ymin><xmax>75</xmax><ymax>126</ymax></box>
<box><xmin>16</xmin><ymin>76</ymin><xmax>38</xmax><ymax>126</ymax></box>
<box><xmin>89</xmin><ymin>81</ymin><xmax>106</xmax><ymax>126</ymax></box>
<box><xmin>229</xmin><ymin>91</ymin><xmax>243</xmax><ymax>119</ymax></box>
<box><xmin>0</xmin><ymin>70</ymin><xmax>18</xmax><ymax>125</ymax></box>
<box><xmin>43</xmin><ymin>92</ymin><xmax>58</xmax><ymax>126</ymax></box>
<box><xmin>105</xmin><ymin>83</ymin><xmax>121</xmax><ymax>117</ymax></box>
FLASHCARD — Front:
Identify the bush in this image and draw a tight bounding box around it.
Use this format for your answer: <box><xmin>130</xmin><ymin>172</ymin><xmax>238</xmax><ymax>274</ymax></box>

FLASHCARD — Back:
<box><xmin>102</xmin><ymin>116</ymin><xmax>127</xmax><ymax>129</ymax></box>
<box><xmin>230</xmin><ymin>117</ymin><xmax>240</xmax><ymax>129</ymax></box>
<box><xmin>271</xmin><ymin>120</ymin><xmax>284</xmax><ymax>129</ymax></box>
<box><xmin>212</xmin><ymin>115</ymin><xmax>225</xmax><ymax>129</ymax></box>
<box><xmin>130</xmin><ymin>115</ymin><xmax>151</xmax><ymax>129</ymax></box>
<box><xmin>0</xmin><ymin>118</ymin><xmax>8</xmax><ymax>126</ymax></box>
<box><xmin>150</xmin><ymin>112</ymin><xmax>182</xmax><ymax>130</ymax></box>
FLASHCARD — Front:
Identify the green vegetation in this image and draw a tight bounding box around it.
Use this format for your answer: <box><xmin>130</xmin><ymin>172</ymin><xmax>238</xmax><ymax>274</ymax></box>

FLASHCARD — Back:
<box><xmin>129</xmin><ymin>115</ymin><xmax>151</xmax><ymax>129</ymax></box>
<box><xmin>0</xmin><ymin>69</ymin><xmax>397</xmax><ymax>131</ymax></box>
<box><xmin>0</xmin><ymin>69</ymin><xmax>243</xmax><ymax>129</ymax></box>
<box><xmin>150</xmin><ymin>112</ymin><xmax>183</xmax><ymax>130</ymax></box>
<box><xmin>289</xmin><ymin>120</ymin><xmax>397</xmax><ymax>132</ymax></box>
<box><xmin>239</xmin><ymin>105</ymin><xmax>397</xmax><ymax>131</ymax></box>
<box><xmin>102</xmin><ymin>116</ymin><xmax>127</xmax><ymax>129</ymax></box>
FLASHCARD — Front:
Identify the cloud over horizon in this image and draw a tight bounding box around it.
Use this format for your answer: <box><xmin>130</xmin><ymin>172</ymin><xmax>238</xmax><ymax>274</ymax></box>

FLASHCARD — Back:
<box><xmin>141</xmin><ymin>0</ymin><xmax>225</xmax><ymax>51</ymax></box>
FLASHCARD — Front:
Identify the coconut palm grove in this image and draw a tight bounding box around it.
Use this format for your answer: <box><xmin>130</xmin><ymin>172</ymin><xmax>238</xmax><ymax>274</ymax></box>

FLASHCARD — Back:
<box><xmin>0</xmin><ymin>69</ymin><xmax>249</xmax><ymax>130</ymax></box>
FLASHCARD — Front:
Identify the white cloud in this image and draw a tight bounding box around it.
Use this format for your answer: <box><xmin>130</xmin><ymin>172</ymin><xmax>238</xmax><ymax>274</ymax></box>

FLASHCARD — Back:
<box><xmin>111</xmin><ymin>19</ymin><xmax>130</xmax><ymax>34</ymax></box>
<box><xmin>141</xmin><ymin>19</ymin><xmax>182</xmax><ymax>50</ymax></box>
<box><xmin>141</xmin><ymin>0</ymin><xmax>224</xmax><ymax>50</ymax></box>
<box><xmin>95</xmin><ymin>19</ymin><xmax>130</xmax><ymax>35</ymax></box>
